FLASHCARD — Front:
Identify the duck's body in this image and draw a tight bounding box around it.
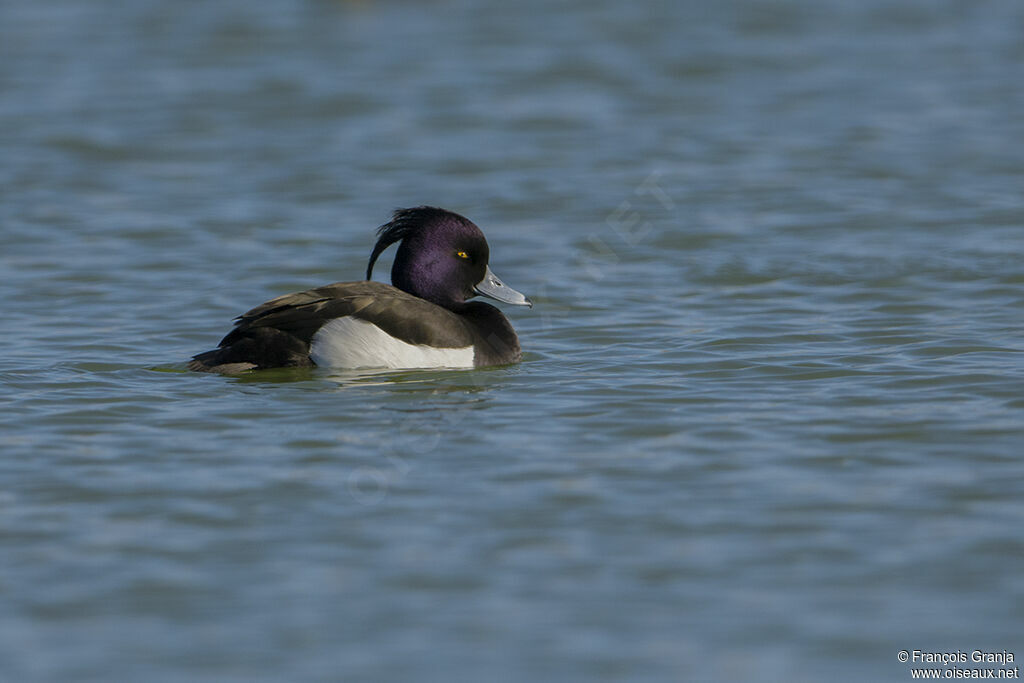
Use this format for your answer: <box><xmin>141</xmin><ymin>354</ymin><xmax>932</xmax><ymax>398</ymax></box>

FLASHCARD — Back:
<box><xmin>189</xmin><ymin>207</ymin><xmax>530</xmax><ymax>373</ymax></box>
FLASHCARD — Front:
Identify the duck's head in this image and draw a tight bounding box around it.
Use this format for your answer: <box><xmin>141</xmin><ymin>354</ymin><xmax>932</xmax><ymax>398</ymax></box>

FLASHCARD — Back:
<box><xmin>366</xmin><ymin>207</ymin><xmax>532</xmax><ymax>310</ymax></box>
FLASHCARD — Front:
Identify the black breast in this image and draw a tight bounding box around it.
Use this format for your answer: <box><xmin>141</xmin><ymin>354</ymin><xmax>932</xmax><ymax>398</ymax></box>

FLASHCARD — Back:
<box><xmin>459</xmin><ymin>302</ymin><xmax>522</xmax><ymax>367</ymax></box>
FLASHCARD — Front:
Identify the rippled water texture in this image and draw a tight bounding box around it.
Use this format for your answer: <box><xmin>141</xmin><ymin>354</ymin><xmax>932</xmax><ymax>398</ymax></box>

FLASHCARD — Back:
<box><xmin>2</xmin><ymin>1</ymin><xmax>1023</xmax><ymax>680</ymax></box>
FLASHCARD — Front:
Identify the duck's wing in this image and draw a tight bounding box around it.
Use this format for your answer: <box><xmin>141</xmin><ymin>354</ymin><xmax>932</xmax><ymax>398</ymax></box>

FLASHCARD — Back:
<box><xmin>189</xmin><ymin>282</ymin><xmax>474</xmax><ymax>373</ymax></box>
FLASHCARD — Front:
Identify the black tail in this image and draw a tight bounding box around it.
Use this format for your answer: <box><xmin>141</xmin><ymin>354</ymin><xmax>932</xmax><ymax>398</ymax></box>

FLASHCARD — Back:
<box><xmin>188</xmin><ymin>328</ymin><xmax>313</xmax><ymax>374</ymax></box>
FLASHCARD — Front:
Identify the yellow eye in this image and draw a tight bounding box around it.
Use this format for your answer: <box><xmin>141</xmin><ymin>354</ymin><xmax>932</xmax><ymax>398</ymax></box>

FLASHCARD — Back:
<box><xmin>456</xmin><ymin>250</ymin><xmax>469</xmax><ymax>259</ymax></box>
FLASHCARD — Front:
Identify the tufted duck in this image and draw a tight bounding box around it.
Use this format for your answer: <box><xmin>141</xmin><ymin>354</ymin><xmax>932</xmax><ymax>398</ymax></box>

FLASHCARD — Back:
<box><xmin>188</xmin><ymin>207</ymin><xmax>531</xmax><ymax>373</ymax></box>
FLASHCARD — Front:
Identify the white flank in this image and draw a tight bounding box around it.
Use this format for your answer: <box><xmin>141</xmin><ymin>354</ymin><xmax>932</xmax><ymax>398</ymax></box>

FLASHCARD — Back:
<box><xmin>309</xmin><ymin>317</ymin><xmax>475</xmax><ymax>369</ymax></box>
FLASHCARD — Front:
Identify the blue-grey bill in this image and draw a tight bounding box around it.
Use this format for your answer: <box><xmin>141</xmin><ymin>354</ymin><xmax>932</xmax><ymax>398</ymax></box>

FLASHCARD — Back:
<box><xmin>474</xmin><ymin>266</ymin><xmax>532</xmax><ymax>307</ymax></box>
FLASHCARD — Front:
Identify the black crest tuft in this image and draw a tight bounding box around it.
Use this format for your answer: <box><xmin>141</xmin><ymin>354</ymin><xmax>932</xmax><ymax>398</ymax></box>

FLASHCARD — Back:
<box><xmin>366</xmin><ymin>206</ymin><xmax>467</xmax><ymax>280</ymax></box>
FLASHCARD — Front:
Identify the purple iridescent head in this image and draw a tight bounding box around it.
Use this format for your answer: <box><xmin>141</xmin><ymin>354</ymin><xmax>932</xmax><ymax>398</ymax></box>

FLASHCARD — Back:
<box><xmin>366</xmin><ymin>206</ymin><xmax>531</xmax><ymax>310</ymax></box>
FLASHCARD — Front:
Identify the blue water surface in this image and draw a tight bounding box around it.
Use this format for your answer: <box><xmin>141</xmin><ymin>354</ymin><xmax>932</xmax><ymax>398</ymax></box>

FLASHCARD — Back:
<box><xmin>1</xmin><ymin>1</ymin><xmax>1023</xmax><ymax>681</ymax></box>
